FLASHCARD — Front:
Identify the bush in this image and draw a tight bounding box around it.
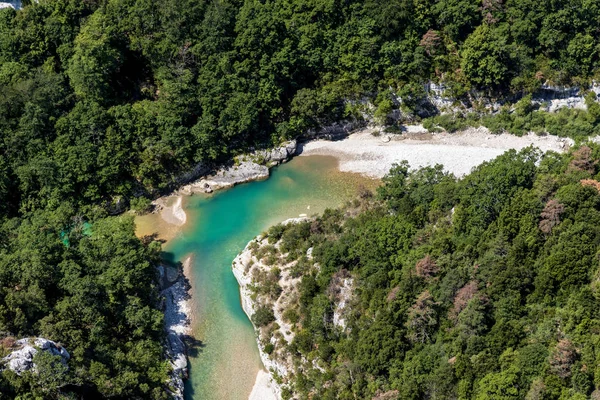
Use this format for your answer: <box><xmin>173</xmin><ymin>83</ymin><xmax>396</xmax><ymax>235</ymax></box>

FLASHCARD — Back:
<box><xmin>252</xmin><ymin>306</ymin><xmax>276</xmax><ymax>327</ymax></box>
<box><xmin>264</xmin><ymin>343</ymin><xmax>275</xmax><ymax>354</ymax></box>
<box><xmin>130</xmin><ymin>196</ymin><xmax>152</xmax><ymax>215</ymax></box>
<box><xmin>283</xmin><ymin>308</ymin><xmax>300</xmax><ymax>324</ymax></box>
<box><xmin>268</xmin><ymin>224</ymin><xmax>286</xmax><ymax>244</ymax></box>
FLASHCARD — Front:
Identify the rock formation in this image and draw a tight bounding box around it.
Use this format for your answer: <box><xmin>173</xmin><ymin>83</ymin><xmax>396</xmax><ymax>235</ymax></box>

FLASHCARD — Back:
<box><xmin>158</xmin><ymin>262</ymin><xmax>191</xmax><ymax>400</ymax></box>
<box><xmin>232</xmin><ymin>217</ymin><xmax>356</xmax><ymax>399</ymax></box>
<box><xmin>1</xmin><ymin>338</ymin><xmax>70</xmax><ymax>375</ymax></box>
<box><xmin>179</xmin><ymin>140</ymin><xmax>296</xmax><ymax>195</ymax></box>
<box><xmin>0</xmin><ymin>1</ymin><xmax>21</xmax><ymax>9</ymax></box>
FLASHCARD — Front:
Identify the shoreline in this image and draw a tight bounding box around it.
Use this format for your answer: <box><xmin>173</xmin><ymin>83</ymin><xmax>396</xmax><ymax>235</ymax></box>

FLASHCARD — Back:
<box><xmin>226</xmin><ymin>127</ymin><xmax>576</xmax><ymax>400</ymax></box>
<box><xmin>161</xmin><ymin>255</ymin><xmax>193</xmax><ymax>400</ymax></box>
<box><xmin>249</xmin><ymin>370</ymin><xmax>277</xmax><ymax>400</ymax></box>
<box><xmin>152</xmin><ymin>124</ymin><xmax>575</xmax><ymax>225</ymax></box>
<box><xmin>233</xmin><ymin>218</ymin><xmax>313</xmax><ymax>400</ymax></box>
<box><xmin>155</xmin><ymin>195</ymin><xmax>187</xmax><ymax>227</ymax></box>
<box><xmin>150</xmin><ymin>124</ymin><xmax>576</xmax><ymax>400</ymax></box>
<box><xmin>233</xmin><ymin>236</ymin><xmax>283</xmax><ymax>400</ymax></box>
<box><xmin>298</xmin><ymin>126</ymin><xmax>572</xmax><ymax>178</ymax></box>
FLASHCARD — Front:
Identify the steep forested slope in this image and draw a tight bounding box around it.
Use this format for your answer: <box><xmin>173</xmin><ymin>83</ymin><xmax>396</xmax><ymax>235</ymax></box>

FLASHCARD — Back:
<box><xmin>2</xmin><ymin>0</ymin><xmax>600</xmax><ymax>212</ymax></box>
<box><xmin>2</xmin><ymin>0</ymin><xmax>600</xmax><ymax>398</ymax></box>
<box><xmin>247</xmin><ymin>145</ymin><xmax>600</xmax><ymax>400</ymax></box>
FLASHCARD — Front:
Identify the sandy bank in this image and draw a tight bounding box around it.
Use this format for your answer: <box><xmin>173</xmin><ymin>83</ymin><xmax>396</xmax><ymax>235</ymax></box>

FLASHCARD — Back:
<box><xmin>299</xmin><ymin>126</ymin><xmax>572</xmax><ymax>178</ymax></box>
<box><xmin>249</xmin><ymin>370</ymin><xmax>278</xmax><ymax>400</ymax></box>
<box><xmin>155</xmin><ymin>195</ymin><xmax>187</xmax><ymax>226</ymax></box>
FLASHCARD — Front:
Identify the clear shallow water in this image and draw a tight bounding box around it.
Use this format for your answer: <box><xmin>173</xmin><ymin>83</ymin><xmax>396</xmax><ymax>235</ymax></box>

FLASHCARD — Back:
<box><xmin>144</xmin><ymin>156</ymin><xmax>377</xmax><ymax>400</ymax></box>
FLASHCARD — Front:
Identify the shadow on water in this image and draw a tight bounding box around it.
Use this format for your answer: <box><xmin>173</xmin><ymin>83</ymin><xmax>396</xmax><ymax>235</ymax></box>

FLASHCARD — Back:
<box><xmin>160</xmin><ymin>250</ymin><xmax>179</xmax><ymax>265</ymax></box>
<box><xmin>185</xmin><ymin>335</ymin><xmax>205</xmax><ymax>358</ymax></box>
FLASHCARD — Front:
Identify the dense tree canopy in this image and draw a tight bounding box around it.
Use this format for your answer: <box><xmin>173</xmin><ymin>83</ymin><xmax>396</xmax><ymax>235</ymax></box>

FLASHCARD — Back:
<box><xmin>0</xmin><ymin>209</ymin><xmax>169</xmax><ymax>398</ymax></box>
<box><xmin>2</xmin><ymin>0</ymin><xmax>600</xmax><ymax>397</ymax></box>
<box><xmin>1</xmin><ymin>0</ymin><xmax>600</xmax><ymax>214</ymax></box>
<box><xmin>256</xmin><ymin>145</ymin><xmax>600</xmax><ymax>400</ymax></box>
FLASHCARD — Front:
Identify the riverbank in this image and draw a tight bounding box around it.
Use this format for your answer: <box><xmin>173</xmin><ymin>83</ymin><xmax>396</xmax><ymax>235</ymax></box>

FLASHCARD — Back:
<box><xmin>148</xmin><ymin>125</ymin><xmax>576</xmax><ymax>399</ymax></box>
<box><xmin>161</xmin><ymin>255</ymin><xmax>193</xmax><ymax>400</ymax></box>
<box><xmin>150</xmin><ymin>125</ymin><xmax>573</xmax><ymax>234</ymax></box>
<box><xmin>229</xmin><ymin>126</ymin><xmax>579</xmax><ymax>400</ymax></box>
<box><xmin>177</xmin><ymin>140</ymin><xmax>297</xmax><ymax>196</ymax></box>
<box><xmin>232</xmin><ymin>218</ymin><xmax>313</xmax><ymax>400</ymax></box>
<box><xmin>155</xmin><ymin>195</ymin><xmax>187</xmax><ymax>226</ymax></box>
<box><xmin>232</xmin><ymin>235</ymin><xmax>283</xmax><ymax>400</ymax></box>
<box><xmin>141</xmin><ymin>124</ymin><xmax>580</xmax><ymax>399</ymax></box>
<box><xmin>299</xmin><ymin>126</ymin><xmax>572</xmax><ymax>178</ymax></box>
<box><xmin>249</xmin><ymin>370</ymin><xmax>278</xmax><ymax>400</ymax></box>
<box><xmin>140</xmin><ymin>155</ymin><xmax>378</xmax><ymax>400</ymax></box>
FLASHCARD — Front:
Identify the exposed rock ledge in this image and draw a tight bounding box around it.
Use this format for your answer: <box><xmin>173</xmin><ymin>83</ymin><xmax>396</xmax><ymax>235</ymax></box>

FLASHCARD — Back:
<box><xmin>179</xmin><ymin>140</ymin><xmax>297</xmax><ymax>195</ymax></box>
<box><xmin>159</xmin><ymin>257</ymin><xmax>192</xmax><ymax>400</ymax></box>
<box><xmin>0</xmin><ymin>1</ymin><xmax>22</xmax><ymax>10</ymax></box>
<box><xmin>1</xmin><ymin>337</ymin><xmax>70</xmax><ymax>374</ymax></box>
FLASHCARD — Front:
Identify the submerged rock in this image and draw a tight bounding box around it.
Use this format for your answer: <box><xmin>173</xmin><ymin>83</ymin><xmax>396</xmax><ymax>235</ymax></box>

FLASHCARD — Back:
<box><xmin>1</xmin><ymin>338</ymin><xmax>70</xmax><ymax>375</ymax></box>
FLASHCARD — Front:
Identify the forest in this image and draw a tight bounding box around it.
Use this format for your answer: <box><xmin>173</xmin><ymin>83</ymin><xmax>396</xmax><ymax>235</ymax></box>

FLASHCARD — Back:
<box><xmin>1</xmin><ymin>0</ymin><xmax>600</xmax><ymax>397</ymax></box>
<box><xmin>2</xmin><ymin>0</ymin><xmax>600</xmax><ymax>214</ymax></box>
<box><xmin>257</xmin><ymin>144</ymin><xmax>600</xmax><ymax>400</ymax></box>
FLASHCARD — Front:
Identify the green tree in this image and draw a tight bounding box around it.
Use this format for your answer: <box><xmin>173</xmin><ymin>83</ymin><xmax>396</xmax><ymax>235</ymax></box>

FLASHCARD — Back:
<box><xmin>461</xmin><ymin>24</ymin><xmax>514</xmax><ymax>89</ymax></box>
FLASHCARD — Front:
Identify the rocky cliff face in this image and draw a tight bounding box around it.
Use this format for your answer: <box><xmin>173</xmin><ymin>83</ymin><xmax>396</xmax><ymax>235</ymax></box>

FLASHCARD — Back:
<box><xmin>0</xmin><ymin>1</ymin><xmax>21</xmax><ymax>10</ymax></box>
<box><xmin>418</xmin><ymin>81</ymin><xmax>600</xmax><ymax>117</ymax></box>
<box><xmin>232</xmin><ymin>218</ymin><xmax>356</xmax><ymax>399</ymax></box>
<box><xmin>232</xmin><ymin>226</ymin><xmax>303</xmax><ymax>399</ymax></box>
<box><xmin>1</xmin><ymin>337</ymin><xmax>70</xmax><ymax>375</ymax></box>
<box><xmin>301</xmin><ymin>81</ymin><xmax>600</xmax><ymax>139</ymax></box>
<box><xmin>158</xmin><ymin>262</ymin><xmax>191</xmax><ymax>400</ymax></box>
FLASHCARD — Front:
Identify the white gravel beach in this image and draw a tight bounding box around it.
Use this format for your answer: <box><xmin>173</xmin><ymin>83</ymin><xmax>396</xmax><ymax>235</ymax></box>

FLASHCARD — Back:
<box><xmin>249</xmin><ymin>370</ymin><xmax>278</xmax><ymax>400</ymax></box>
<box><xmin>299</xmin><ymin>126</ymin><xmax>572</xmax><ymax>178</ymax></box>
<box><xmin>148</xmin><ymin>125</ymin><xmax>575</xmax><ymax>400</ymax></box>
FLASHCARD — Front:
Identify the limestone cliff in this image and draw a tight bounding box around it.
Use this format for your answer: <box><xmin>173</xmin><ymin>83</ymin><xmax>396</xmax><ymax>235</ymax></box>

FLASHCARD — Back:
<box><xmin>158</xmin><ymin>260</ymin><xmax>192</xmax><ymax>400</ymax></box>
<box><xmin>232</xmin><ymin>218</ymin><xmax>356</xmax><ymax>399</ymax></box>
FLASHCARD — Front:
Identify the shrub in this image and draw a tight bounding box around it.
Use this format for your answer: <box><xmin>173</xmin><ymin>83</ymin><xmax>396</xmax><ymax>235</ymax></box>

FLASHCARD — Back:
<box><xmin>283</xmin><ymin>309</ymin><xmax>300</xmax><ymax>324</ymax></box>
<box><xmin>252</xmin><ymin>306</ymin><xmax>276</xmax><ymax>327</ymax></box>
<box><xmin>130</xmin><ymin>196</ymin><xmax>152</xmax><ymax>214</ymax></box>
<box><xmin>264</xmin><ymin>343</ymin><xmax>275</xmax><ymax>354</ymax></box>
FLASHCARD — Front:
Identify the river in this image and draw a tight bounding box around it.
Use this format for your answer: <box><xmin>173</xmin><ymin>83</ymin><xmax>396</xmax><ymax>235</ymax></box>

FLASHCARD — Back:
<box><xmin>137</xmin><ymin>155</ymin><xmax>377</xmax><ymax>399</ymax></box>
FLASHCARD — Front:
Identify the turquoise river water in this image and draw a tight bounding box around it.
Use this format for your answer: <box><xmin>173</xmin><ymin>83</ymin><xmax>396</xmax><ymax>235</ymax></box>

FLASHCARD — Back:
<box><xmin>137</xmin><ymin>155</ymin><xmax>377</xmax><ymax>400</ymax></box>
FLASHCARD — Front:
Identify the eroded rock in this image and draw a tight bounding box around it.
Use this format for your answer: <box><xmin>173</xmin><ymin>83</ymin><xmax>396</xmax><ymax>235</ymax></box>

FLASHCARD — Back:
<box><xmin>159</xmin><ymin>261</ymin><xmax>191</xmax><ymax>400</ymax></box>
<box><xmin>179</xmin><ymin>140</ymin><xmax>296</xmax><ymax>196</ymax></box>
<box><xmin>1</xmin><ymin>338</ymin><xmax>70</xmax><ymax>375</ymax></box>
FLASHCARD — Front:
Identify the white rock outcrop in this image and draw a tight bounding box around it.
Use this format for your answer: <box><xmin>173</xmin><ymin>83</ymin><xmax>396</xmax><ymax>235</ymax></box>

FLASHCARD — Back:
<box><xmin>232</xmin><ymin>238</ymin><xmax>289</xmax><ymax>400</ymax></box>
<box><xmin>1</xmin><ymin>338</ymin><xmax>69</xmax><ymax>375</ymax></box>
<box><xmin>179</xmin><ymin>140</ymin><xmax>296</xmax><ymax>195</ymax></box>
<box><xmin>0</xmin><ymin>1</ymin><xmax>21</xmax><ymax>9</ymax></box>
<box><xmin>159</xmin><ymin>261</ymin><xmax>191</xmax><ymax>400</ymax></box>
<box><xmin>332</xmin><ymin>277</ymin><xmax>354</xmax><ymax>330</ymax></box>
<box><xmin>421</xmin><ymin>81</ymin><xmax>600</xmax><ymax>116</ymax></box>
<box><xmin>181</xmin><ymin>161</ymin><xmax>269</xmax><ymax>195</ymax></box>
